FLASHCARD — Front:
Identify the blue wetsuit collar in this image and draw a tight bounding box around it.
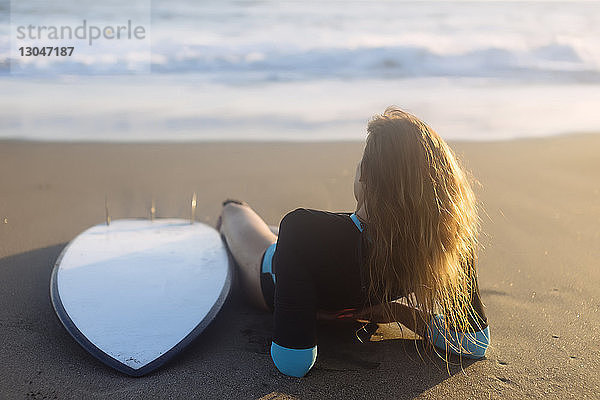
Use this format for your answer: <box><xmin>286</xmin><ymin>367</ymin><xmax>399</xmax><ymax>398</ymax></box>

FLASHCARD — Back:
<box><xmin>350</xmin><ymin>213</ymin><xmax>365</xmax><ymax>232</ymax></box>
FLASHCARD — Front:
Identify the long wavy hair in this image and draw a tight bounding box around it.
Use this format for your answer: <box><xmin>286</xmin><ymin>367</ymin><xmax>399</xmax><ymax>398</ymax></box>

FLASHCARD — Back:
<box><xmin>360</xmin><ymin>106</ymin><xmax>481</xmax><ymax>340</ymax></box>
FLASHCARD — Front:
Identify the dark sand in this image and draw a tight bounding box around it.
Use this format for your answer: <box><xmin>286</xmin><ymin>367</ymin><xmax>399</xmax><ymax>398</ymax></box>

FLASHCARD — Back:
<box><xmin>0</xmin><ymin>134</ymin><xmax>598</xmax><ymax>399</ymax></box>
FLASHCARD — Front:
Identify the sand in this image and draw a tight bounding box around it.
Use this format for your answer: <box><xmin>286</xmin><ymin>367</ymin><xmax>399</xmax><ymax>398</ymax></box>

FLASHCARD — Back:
<box><xmin>0</xmin><ymin>134</ymin><xmax>598</xmax><ymax>399</ymax></box>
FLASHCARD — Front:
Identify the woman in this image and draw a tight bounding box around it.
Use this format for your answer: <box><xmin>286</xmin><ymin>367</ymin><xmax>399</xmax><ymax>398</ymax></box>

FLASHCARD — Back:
<box><xmin>218</xmin><ymin>106</ymin><xmax>490</xmax><ymax>378</ymax></box>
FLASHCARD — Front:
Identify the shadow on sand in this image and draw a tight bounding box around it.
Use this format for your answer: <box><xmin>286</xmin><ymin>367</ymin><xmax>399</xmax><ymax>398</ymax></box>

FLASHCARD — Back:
<box><xmin>0</xmin><ymin>245</ymin><xmax>478</xmax><ymax>400</ymax></box>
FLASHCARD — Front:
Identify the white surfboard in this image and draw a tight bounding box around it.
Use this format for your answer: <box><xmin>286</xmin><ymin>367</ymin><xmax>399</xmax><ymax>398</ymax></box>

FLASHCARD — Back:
<box><xmin>50</xmin><ymin>218</ymin><xmax>231</xmax><ymax>376</ymax></box>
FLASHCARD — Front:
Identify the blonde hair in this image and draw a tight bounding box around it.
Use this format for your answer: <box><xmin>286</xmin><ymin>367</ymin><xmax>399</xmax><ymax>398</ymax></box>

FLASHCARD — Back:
<box><xmin>361</xmin><ymin>106</ymin><xmax>481</xmax><ymax>342</ymax></box>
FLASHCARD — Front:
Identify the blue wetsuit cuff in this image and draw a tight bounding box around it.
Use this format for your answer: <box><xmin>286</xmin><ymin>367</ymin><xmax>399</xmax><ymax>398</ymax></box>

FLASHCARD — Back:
<box><xmin>270</xmin><ymin>342</ymin><xmax>317</xmax><ymax>378</ymax></box>
<box><xmin>426</xmin><ymin>314</ymin><xmax>490</xmax><ymax>359</ymax></box>
<box><xmin>261</xmin><ymin>242</ymin><xmax>277</xmax><ymax>284</ymax></box>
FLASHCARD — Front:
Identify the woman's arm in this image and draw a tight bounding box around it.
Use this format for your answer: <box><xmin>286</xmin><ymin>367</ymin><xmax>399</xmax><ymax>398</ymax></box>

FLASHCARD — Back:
<box><xmin>352</xmin><ymin>302</ymin><xmax>430</xmax><ymax>338</ymax></box>
<box><xmin>352</xmin><ymin>299</ymin><xmax>490</xmax><ymax>359</ymax></box>
<box><xmin>270</xmin><ymin>209</ymin><xmax>320</xmax><ymax>378</ymax></box>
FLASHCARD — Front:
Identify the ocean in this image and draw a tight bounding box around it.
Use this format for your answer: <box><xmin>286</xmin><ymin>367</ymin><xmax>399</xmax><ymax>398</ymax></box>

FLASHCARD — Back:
<box><xmin>1</xmin><ymin>0</ymin><xmax>600</xmax><ymax>141</ymax></box>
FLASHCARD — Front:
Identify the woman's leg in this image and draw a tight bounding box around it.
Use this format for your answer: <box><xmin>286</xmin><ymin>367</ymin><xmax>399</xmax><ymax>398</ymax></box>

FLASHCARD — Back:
<box><xmin>218</xmin><ymin>202</ymin><xmax>277</xmax><ymax>311</ymax></box>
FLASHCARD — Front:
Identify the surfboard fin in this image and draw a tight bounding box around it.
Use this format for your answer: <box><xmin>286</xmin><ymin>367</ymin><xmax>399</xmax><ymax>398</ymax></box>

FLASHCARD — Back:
<box><xmin>150</xmin><ymin>198</ymin><xmax>156</xmax><ymax>221</ymax></box>
<box><xmin>190</xmin><ymin>192</ymin><xmax>197</xmax><ymax>224</ymax></box>
<box><xmin>105</xmin><ymin>195</ymin><xmax>111</xmax><ymax>226</ymax></box>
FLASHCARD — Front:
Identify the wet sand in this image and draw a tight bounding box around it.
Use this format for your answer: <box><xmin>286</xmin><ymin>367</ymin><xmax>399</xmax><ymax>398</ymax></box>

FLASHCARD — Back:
<box><xmin>0</xmin><ymin>134</ymin><xmax>598</xmax><ymax>399</ymax></box>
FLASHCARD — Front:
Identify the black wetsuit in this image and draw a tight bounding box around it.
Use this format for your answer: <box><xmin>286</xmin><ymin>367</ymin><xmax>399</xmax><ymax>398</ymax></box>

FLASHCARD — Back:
<box><xmin>260</xmin><ymin>208</ymin><xmax>489</xmax><ymax>377</ymax></box>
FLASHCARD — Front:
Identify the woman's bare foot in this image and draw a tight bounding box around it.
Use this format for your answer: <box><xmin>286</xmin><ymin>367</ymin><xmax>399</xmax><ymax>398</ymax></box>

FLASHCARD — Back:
<box><xmin>216</xmin><ymin>200</ymin><xmax>275</xmax><ymax>311</ymax></box>
<box><xmin>216</xmin><ymin>199</ymin><xmax>249</xmax><ymax>232</ymax></box>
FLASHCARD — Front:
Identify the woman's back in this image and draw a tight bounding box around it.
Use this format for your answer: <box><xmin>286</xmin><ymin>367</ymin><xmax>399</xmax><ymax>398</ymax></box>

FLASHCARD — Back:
<box><xmin>266</xmin><ymin>208</ymin><xmax>389</xmax><ymax>312</ymax></box>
